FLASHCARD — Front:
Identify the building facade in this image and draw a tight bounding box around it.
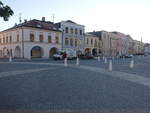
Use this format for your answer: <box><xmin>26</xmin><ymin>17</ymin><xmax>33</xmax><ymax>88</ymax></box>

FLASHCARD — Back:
<box><xmin>0</xmin><ymin>18</ymin><xmax>62</xmax><ymax>59</ymax></box>
<box><xmin>144</xmin><ymin>43</ymin><xmax>150</xmax><ymax>54</ymax></box>
<box><xmin>84</xmin><ymin>33</ymin><xmax>102</xmax><ymax>56</ymax></box>
<box><xmin>88</xmin><ymin>31</ymin><xmax>120</xmax><ymax>56</ymax></box>
<box><xmin>56</xmin><ymin>20</ymin><xmax>85</xmax><ymax>54</ymax></box>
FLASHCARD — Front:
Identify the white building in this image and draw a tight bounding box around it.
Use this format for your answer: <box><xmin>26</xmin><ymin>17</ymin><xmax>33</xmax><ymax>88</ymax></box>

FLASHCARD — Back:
<box><xmin>0</xmin><ymin>18</ymin><xmax>62</xmax><ymax>59</ymax></box>
<box><xmin>56</xmin><ymin>20</ymin><xmax>85</xmax><ymax>54</ymax></box>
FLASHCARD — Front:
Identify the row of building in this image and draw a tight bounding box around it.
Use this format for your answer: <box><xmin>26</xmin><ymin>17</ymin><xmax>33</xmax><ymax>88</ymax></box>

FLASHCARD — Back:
<box><xmin>0</xmin><ymin>17</ymin><xmax>145</xmax><ymax>59</ymax></box>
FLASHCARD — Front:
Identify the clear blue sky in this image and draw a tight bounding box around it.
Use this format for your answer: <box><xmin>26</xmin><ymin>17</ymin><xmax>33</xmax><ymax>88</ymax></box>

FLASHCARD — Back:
<box><xmin>1</xmin><ymin>0</ymin><xmax>150</xmax><ymax>43</ymax></box>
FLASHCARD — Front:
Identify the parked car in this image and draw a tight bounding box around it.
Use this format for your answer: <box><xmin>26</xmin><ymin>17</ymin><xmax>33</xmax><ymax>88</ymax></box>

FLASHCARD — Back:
<box><xmin>53</xmin><ymin>52</ymin><xmax>64</xmax><ymax>60</ymax></box>
<box><xmin>53</xmin><ymin>49</ymin><xmax>77</xmax><ymax>60</ymax></box>
<box><xmin>144</xmin><ymin>53</ymin><xmax>149</xmax><ymax>56</ymax></box>
<box><xmin>79</xmin><ymin>54</ymin><xmax>94</xmax><ymax>59</ymax></box>
<box><xmin>119</xmin><ymin>54</ymin><xmax>133</xmax><ymax>58</ymax></box>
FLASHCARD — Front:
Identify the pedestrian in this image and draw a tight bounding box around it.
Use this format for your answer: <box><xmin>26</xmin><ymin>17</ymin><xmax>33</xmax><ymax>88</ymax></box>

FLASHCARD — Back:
<box><xmin>63</xmin><ymin>52</ymin><xmax>67</xmax><ymax>59</ymax></box>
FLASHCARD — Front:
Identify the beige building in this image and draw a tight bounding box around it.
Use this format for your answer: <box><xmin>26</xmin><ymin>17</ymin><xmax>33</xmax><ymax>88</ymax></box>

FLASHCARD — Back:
<box><xmin>132</xmin><ymin>40</ymin><xmax>144</xmax><ymax>54</ymax></box>
<box><xmin>88</xmin><ymin>31</ymin><xmax>120</xmax><ymax>57</ymax></box>
<box><xmin>84</xmin><ymin>33</ymin><xmax>101</xmax><ymax>56</ymax></box>
<box><xmin>0</xmin><ymin>18</ymin><xmax>62</xmax><ymax>59</ymax></box>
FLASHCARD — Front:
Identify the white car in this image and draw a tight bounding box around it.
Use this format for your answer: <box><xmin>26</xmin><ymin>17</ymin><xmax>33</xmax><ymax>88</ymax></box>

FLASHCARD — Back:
<box><xmin>53</xmin><ymin>52</ymin><xmax>64</xmax><ymax>60</ymax></box>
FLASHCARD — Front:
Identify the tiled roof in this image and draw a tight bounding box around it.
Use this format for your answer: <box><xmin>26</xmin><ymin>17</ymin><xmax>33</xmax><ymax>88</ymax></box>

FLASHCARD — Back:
<box><xmin>2</xmin><ymin>19</ymin><xmax>61</xmax><ymax>32</ymax></box>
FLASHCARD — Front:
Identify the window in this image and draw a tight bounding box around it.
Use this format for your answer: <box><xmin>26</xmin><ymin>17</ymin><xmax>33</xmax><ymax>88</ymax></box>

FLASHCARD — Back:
<box><xmin>70</xmin><ymin>28</ymin><xmax>73</xmax><ymax>34</ymax></box>
<box><xmin>17</xmin><ymin>34</ymin><xmax>19</xmax><ymax>42</ymax></box>
<box><xmin>3</xmin><ymin>37</ymin><xmax>5</xmax><ymax>43</ymax></box>
<box><xmin>39</xmin><ymin>34</ymin><xmax>44</xmax><ymax>42</ymax></box>
<box><xmin>55</xmin><ymin>36</ymin><xmax>59</xmax><ymax>44</ymax></box>
<box><xmin>94</xmin><ymin>40</ymin><xmax>97</xmax><ymax>47</ymax></box>
<box><xmin>70</xmin><ymin>38</ymin><xmax>73</xmax><ymax>46</ymax></box>
<box><xmin>80</xmin><ymin>30</ymin><xmax>82</xmax><ymax>35</ymax></box>
<box><xmin>30</xmin><ymin>33</ymin><xmax>34</xmax><ymax>42</ymax></box>
<box><xmin>75</xmin><ymin>28</ymin><xmax>78</xmax><ymax>34</ymax></box>
<box><xmin>65</xmin><ymin>38</ymin><xmax>69</xmax><ymax>45</ymax></box>
<box><xmin>87</xmin><ymin>38</ymin><xmax>89</xmax><ymax>45</ymax></box>
<box><xmin>6</xmin><ymin>37</ymin><xmax>8</xmax><ymax>43</ymax></box>
<box><xmin>65</xmin><ymin>27</ymin><xmax>68</xmax><ymax>33</ymax></box>
<box><xmin>91</xmin><ymin>39</ymin><xmax>93</xmax><ymax>45</ymax></box>
<box><xmin>9</xmin><ymin>36</ymin><xmax>12</xmax><ymax>43</ymax></box>
<box><xmin>48</xmin><ymin>35</ymin><xmax>52</xmax><ymax>43</ymax></box>
<box><xmin>75</xmin><ymin>39</ymin><xmax>78</xmax><ymax>47</ymax></box>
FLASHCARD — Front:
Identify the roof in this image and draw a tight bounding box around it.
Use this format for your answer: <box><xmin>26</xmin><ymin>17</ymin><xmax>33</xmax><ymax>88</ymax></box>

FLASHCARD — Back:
<box><xmin>56</xmin><ymin>20</ymin><xmax>85</xmax><ymax>27</ymax></box>
<box><xmin>65</xmin><ymin>20</ymin><xmax>77</xmax><ymax>24</ymax></box>
<box><xmin>87</xmin><ymin>31</ymin><xmax>104</xmax><ymax>37</ymax></box>
<box><xmin>85</xmin><ymin>33</ymin><xmax>98</xmax><ymax>37</ymax></box>
<box><xmin>1</xmin><ymin>19</ymin><xmax>61</xmax><ymax>32</ymax></box>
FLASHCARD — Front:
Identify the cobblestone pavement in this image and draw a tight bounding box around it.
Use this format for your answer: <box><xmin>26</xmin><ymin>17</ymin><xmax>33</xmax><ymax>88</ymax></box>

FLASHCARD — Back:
<box><xmin>0</xmin><ymin>56</ymin><xmax>150</xmax><ymax>113</ymax></box>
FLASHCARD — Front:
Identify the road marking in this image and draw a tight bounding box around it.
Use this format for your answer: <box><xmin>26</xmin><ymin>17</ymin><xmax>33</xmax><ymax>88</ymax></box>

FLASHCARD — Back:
<box><xmin>0</xmin><ymin>61</ymin><xmax>63</xmax><ymax>66</ymax></box>
<box><xmin>0</xmin><ymin>67</ymin><xmax>56</xmax><ymax>79</ymax></box>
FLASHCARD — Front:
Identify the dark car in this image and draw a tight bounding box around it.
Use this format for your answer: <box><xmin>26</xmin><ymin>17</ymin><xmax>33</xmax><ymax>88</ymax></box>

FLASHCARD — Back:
<box><xmin>119</xmin><ymin>55</ymin><xmax>133</xmax><ymax>58</ymax></box>
<box><xmin>79</xmin><ymin>54</ymin><xmax>94</xmax><ymax>59</ymax></box>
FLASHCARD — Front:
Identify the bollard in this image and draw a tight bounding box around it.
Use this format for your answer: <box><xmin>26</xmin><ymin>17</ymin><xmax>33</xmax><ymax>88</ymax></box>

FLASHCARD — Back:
<box><xmin>9</xmin><ymin>56</ymin><xmax>12</xmax><ymax>62</ymax></box>
<box><xmin>104</xmin><ymin>57</ymin><xmax>107</xmax><ymax>64</ymax></box>
<box><xmin>64</xmin><ymin>58</ymin><xmax>68</xmax><ymax>67</ymax></box>
<box><xmin>76</xmin><ymin>57</ymin><xmax>79</xmax><ymax>65</ymax></box>
<box><xmin>123</xmin><ymin>56</ymin><xmax>125</xmax><ymax>60</ymax></box>
<box><xmin>130</xmin><ymin>59</ymin><xmax>134</xmax><ymax>69</ymax></box>
<box><xmin>108</xmin><ymin>59</ymin><xmax>112</xmax><ymax>71</ymax></box>
<box><xmin>103</xmin><ymin>56</ymin><xmax>105</xmax><ymax>61</ymax></box>
<box><xmin>112</xmin><ymin>56</ymin><xmax>114</xmax><ymax>60</ymax></box>
<box><xmin>98</xmin><ymin>56</ymin><xmax>100</xmax><ymax>62</ymax></box>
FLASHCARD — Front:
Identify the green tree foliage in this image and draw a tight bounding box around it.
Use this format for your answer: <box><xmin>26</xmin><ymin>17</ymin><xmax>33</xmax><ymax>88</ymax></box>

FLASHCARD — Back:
<box><xmin>0</xmin><ymin>0</ymin><xmax>14</xmax><ymax>21</ymax></box>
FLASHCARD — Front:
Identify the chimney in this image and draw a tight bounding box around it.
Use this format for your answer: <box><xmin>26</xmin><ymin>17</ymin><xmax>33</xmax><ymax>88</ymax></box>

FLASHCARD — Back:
<box><xmin>42</xmin><ymin>17</ymin><xmax>45</xmax><ymax>21</ymax></box>
<box><xmin>14</xmin><ymin>23</ymin><xmax>17</xmax><ymax>26</ymax></box>
<box><xmin>24</xmin><ymin>19</ymin><xmax>27</xmax><ymax>23</ymax></box>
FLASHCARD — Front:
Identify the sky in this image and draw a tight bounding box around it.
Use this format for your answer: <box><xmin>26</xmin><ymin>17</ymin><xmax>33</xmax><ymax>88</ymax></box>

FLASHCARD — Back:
<box><xmin>0</xmin><ymin>0</ymin><xmax>150</xmax><ymax>43</ymax></box>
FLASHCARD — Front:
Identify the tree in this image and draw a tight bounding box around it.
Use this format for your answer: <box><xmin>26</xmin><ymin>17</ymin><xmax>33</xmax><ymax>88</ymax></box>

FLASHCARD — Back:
<box><xmin>0</xmin><ymin>0</ymin><xmax>14</xmax><ymax>21</ymax></box>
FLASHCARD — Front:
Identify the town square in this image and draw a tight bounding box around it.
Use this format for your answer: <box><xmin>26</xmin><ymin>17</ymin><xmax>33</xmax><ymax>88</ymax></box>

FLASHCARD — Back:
<box><xmin>0</xmin><ymin>0</ymin><xmax>150</xmax><ymax>113</ymax></box>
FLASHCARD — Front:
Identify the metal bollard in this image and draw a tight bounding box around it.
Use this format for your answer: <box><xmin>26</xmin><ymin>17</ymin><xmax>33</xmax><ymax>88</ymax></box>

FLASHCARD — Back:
<box><xmin>108</xmin><ymin>59</ymin><xmax>112</xmax><ymax>71</ymax></box>
<box><xmin>103</xmin><ymin>56</ymin><xmax>105</xmax><ymax>61</ymax></box>
<box><xmin>130</xmin><ymin>60</ymin><xmax>134</xmax><ymax>69</ymax></box>
<box><xmin>9</xmin><ymin>56</ymin><xmax>12</xmax><ymax>62</ymax></box>
<box><xmin>64</xmin><ymin>58</ymin><xmax>68</xmax><ymax>67</ymax></box>
<box><xmin>98</xmin><ymin>56</ymin><xmax>100</xmax><ymax>62</ymax></box>
<box><xmin>104</xmin><ymin>57</ymin><xmax>107</xmax><ymax>64</ymax></box>
<box><xmin>76</xmin><ymin>57</ymin><xmax>79</xmax><ymax>65</ymax></box>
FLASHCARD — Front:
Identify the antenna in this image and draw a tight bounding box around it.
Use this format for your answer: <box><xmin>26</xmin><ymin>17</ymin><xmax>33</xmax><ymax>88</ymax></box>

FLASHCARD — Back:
<box><xmin>52</xmin><ymin>14</ymin><xmax>55</xmax><ymax>23</ymax></box>
<box><xmin>19</xmin><ymin>13</ymin><xmax>22</xmax><ymax>23</ymax></box>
